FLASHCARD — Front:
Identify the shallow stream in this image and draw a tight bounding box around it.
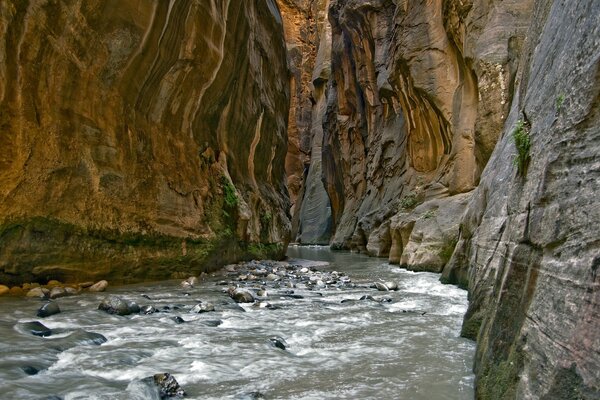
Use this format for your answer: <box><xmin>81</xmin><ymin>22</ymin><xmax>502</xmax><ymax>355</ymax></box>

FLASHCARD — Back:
<box><xmin>0</xmin><ymin>246</ymin><xmax>475</xmax><ymax>399</ymax></box>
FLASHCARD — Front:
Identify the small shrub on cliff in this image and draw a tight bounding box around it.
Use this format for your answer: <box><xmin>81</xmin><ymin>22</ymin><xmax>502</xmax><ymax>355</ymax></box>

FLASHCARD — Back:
<box><xmin>512</xmin><ymin>119</ymin><xmax>531</xmax><ymax>176</ymax></box>
<box><xmin>422</xmin><ymin>210</ymin><xmax>436</xmax><ymax>220</ymax></box>
<box><xmin>400</xmin><ymin>192</ymin><xmax>420</xmax><ymax>210</ymax></box>
<box><xmin>221</xmin><ymin>177</ymin><xmax>238</xmax><ymax>208</ymax></box>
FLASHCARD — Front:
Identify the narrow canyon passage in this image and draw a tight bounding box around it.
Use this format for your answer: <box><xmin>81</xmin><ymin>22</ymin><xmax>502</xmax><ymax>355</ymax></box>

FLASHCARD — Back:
<box><xmin>0</xmin><ymin>0</ymin><xmax>598</xmax><ymax>399</ymax></box>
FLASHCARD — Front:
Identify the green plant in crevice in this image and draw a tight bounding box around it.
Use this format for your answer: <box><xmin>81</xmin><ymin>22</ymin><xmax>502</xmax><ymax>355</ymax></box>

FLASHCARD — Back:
<box><xmin>512</xmin><ymin>119</ymin><xmax>531</xmax><ymax>176</ymax></box>
<box><xmin>556</xmin><ymin>93</ymin><xmax>565</xmax><ymax>111</ymax></box>
<box><xmin>422</xmin><ymin>209</ymin><xmax>436</xmax><ymax>220</ymax></box>
<box><xmin>400</xmin><ymin>192</ymin><xmax>420</xmax><ymax>210</ymax></box>
<box><xmin>221</xmin><ymin>176</ymin><xmax>238</xmax><ymax>208</ymax></box>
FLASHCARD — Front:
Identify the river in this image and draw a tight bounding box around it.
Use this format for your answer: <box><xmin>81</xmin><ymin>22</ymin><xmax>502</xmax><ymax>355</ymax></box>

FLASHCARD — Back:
<box><xmin>0</xmin><ymin>246</ymin><xmax>475</xmax><ymax>399</ymax></box>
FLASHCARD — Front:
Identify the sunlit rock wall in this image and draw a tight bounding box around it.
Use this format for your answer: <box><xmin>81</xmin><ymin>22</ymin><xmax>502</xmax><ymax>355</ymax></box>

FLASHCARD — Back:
<box><xmin>0</xmin><ymin>0</ymin><xmax>290</xmax><ymax>284</ymax></box>
<box><xmin>320</xmin><ymin>0</ymin><xmax>532</xmax><ymax>275</ymax></box>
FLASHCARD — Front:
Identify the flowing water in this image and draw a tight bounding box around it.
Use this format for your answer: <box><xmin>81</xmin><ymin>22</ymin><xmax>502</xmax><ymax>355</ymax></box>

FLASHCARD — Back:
<box><xmin>0</xmin><ymin>246</ymin><xmax>475</xmax><ymax>399</ymax></box>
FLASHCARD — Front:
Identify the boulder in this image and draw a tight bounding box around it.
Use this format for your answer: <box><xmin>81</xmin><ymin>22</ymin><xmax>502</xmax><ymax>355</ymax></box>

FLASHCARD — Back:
<box><xmin>37</xmin><ymin>302</ymin><xmax>61</xmax><ymax>318</ymax></box>
<box><xmin>89</xmin><ymin>280</ymin><xmax>108</xmax><ymax>292</ymax></box>
<box><xmin>0</xmin><ymin>285</ymin><xmax>9</xmax><ymax>296</ymax></box>
<box><xmin>141</xmin><ymin>305</ymin><xmax>157</xmax><ymax>314</ymax></box>
<box><xmin>98</xmin><ymin>296</ymin><xmax>131</xmax><ymax>315</ymax></box>
<box><xmin>49</xmin><ymin>287</ymin><xmax>68</xmax><ymax>299</ymax></box>
<box><xmin>142</xmin><ymin>373</ymin><xmax>186</xmax><ymax>399</ymax></box>
<box><xmin>26</xmin><ymin>287</ymin><xmax>49</xmax><ymax>298</ymax></box>
<box><xmin>190</xmin><ymin>303</ymin><xmax>215</xmax><ymax>313</ymax></box>
<box><xmin>21</xmin><ymin>321</ymin><xmax>52</xmax><ymax>337</ymax></box>
<box><xmin>228</xmin><ymin>288</ymin><xmax>255</xmax><ymax>303</ymax></box>
<box><xmin>127</xmin><ymin>302</ymin><xmax>141</xmax><ymax>314</ymax></box>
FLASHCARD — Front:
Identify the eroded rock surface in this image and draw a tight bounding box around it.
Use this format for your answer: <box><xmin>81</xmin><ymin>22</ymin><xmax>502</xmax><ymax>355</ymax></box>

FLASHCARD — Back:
<box><xmin>442</xmin><ymin>1</ymin><xmax>600</xmax><ymax>398</ymax></box>
<box><xmin>0</xmin><ymin>0</ymin><xmax>290</xmax><ymax>285</ymax></box>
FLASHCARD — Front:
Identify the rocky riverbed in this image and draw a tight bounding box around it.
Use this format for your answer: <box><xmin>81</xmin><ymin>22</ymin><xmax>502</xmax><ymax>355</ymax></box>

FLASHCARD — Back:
<box><xmin>0</xmin><ymin>247</ymin><xmax>474</xmax><ymax>399</ymax></box>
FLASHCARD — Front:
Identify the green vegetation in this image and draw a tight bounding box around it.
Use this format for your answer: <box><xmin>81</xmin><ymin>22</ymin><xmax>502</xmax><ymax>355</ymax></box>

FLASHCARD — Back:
<box><xmin>439</xmin><ymin>237</ymin><xmax>458</xmax><ymax>264</ymax></box>
<box><xmin>477</xmin><ymin>346</ymin><xmax>524</xmax><ymax>400</ymax></box>
<box><xmin>246</xmin><ymin>242</ymin><xmax>283</xmax><ymax>259</ymax></box>
<box><xmin>400</xmin><ymin>192</ymin><xmax>420</xmax><ymax>210</ymax></box>
<box><xmin>512</xmin><ymin>119</ymin><xmax>531</xmax><ymax>176</ymax></box>
<box><xmin>222</xmin><ymin>177</ymin><xmax>238</xmax><ymax>208</ymax></box>
<box><xmin>422</xmin><ymin>209</ymin><xmax>436</xmax><ymax>220</ymax></box>
<box><xmin>556</xmin><ymin>94</ymin><xmax>565</xmax><ymax>111</ymax></box>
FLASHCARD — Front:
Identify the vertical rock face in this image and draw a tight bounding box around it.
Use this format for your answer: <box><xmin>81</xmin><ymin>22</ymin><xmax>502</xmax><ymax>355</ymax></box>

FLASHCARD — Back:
<box><xmin>443</xmin><ymin>1</ymin><xmax>600</xmax><ymax>398</ymax></box>
<box><xmin>0</xmin><ymin>0</ymin><xmax>290</xmax><ymax>284</ymax></box>
<box><xmin>287</xmin><ymin>0</ymin><xmax>599</xmax><ymax>396</ymax></box>
<box><xmin>279</xmin><ymin>0</ymin><xmax>333</xmax><ymax>244</ymax></box>
<box><xmin>320</xmin><ymin>0</ymin><xmax>532</xmax><ymax>273</ymax></box>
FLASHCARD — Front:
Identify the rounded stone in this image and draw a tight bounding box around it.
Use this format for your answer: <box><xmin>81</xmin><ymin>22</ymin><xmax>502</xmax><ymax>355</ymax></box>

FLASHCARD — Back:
<box><xmin>89</xmin><ymin>280</ymin><xmax>108</xmax><ymax>292</ymax></box>
<box><xmin>37</xmin><ymin>302</ymin><xmax>61</xmax><ymax>318</ymax></box>
<box><xmin>26</xmin><ymin>287</ymin><xmax>49</xmax><ymax>298</ymax></box>
<box><xmin>0</xmin><ymin>285</ymin><xmax>9</xmax><ymax>296</ymax></box>
<box><xmin>98</xmin><ymin>296</ymin><xmax>131</xmax><ymax>315</ymax></box>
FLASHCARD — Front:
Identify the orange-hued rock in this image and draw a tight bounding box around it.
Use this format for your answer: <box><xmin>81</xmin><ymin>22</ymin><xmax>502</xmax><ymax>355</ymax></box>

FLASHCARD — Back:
<box><xmin>0</xmin><ymin>0</ymin><xmax>290</xmax><ymax>285</ymax></box>
<box><xmin>320</xmin><ymin>0</ymin><xmax>532</xmax><ymax>257</ymax></box>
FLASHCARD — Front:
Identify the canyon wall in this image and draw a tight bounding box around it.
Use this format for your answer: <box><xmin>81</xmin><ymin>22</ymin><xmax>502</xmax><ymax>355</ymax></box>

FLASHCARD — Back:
<box><xmin>280</xmin><ymin>0</ymin><xmax>333</xmax><ymax>244</ymax></box>
<box><xmin>320</xmin><ymin>0</ymin><xmax>532</xmax><ymax>274</ymax></box>
<box><xmin>0</xmin><ymin>0</ymin><xmax>290</xmax><ymax>285</ymax></box>
<box><xmin>442</xmin><ymin>1</ymin><xmax>600</xmax><ymax>397</ymax></box>
<box><xmin>286</xmin><ymin>0</ymin><xmax>599</xmax><ymax>397</ymax></box>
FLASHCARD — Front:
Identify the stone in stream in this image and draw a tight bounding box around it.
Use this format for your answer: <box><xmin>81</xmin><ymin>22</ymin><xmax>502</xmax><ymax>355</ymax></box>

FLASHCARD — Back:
<box><xmin>241</xmin><ymin>392</ymin><xmax>266</xmax><ymax>400</ymax></box>
<box><xmin>21</xmin><ymin>321</ymin><xmax>52</xmax><ymax>337</ymax></box>
<box><xmin>172</xmin><ymin>316</ymin><xmax>186</xmax><ymax>324</ymax></box>
<box><xmin>65</xmin><ymin>330</ymin><xmax>108</xmax><ymax>346</ymax></box>
<box><xmin>268</xmin><ymin>337</ymin><xmax>287</xmax><ymax>350</ymax></box>
<box><xmin>37</xmin><ymin>302</ymin><xmax>61</xmax><ymax>318</ymax></box>
<box><xmin>360</xmin><ymin>295</ymin><xmax>376</xmax><ymax>301</ymax></box>
<box><xmin>128</xmin><ymin>301</ymin><xmax>141</xmax><ymax>314</ymax></box>
<box><xmin>98</xmin><ymin>296</ymin><xmax>131</xmax><ymax>315</ymax></box>
<box><xmin>190</xmin><ymin>302</ymin><xmax>215</xmax><ymax>313</ymax></box>
<box><xmin>143</xmin><ymin>373</ymin><xmax>186</xmax><ymax>399</ymax></box>
<box><xmin>228</xmin><ymin>288</ymin><xmax>255</xmax><ymax>303</ymax></box>
<box><xmin>26</xmin><ymin>287</ymin><xmax>49</xmax><ymax>298</ymax></box>
<box><xmin>0</xmin><ymin>284</ymin><xmax>9</xmax><ymax>296</ymax></box>
<box><xmin>21</xmin><ymin>365</ymin><xmax>39</xmax><ymax>375</ymax></box>
<box><xmin>89</xmin><ymin>280</ymin><xmax>108</xmax><ymax>292</ymax></box>
<box><xmin>49</xmin><ymin>286</ymin><xmax>68</xmax><ymax>299</ymax></box>
<box><xmin>384</xmin><ymin>281</ymin><xmax>399</xmax><ymax>291</ymax></box>
<box><xmin>141</xmin><ymin>305</ymin><xmax>157</xmax><ymax>314</ymax></box>
<box><xmin>201</xmin><ymin>319</ymin><xmax>223</xmax><ymax>327</ymax></box>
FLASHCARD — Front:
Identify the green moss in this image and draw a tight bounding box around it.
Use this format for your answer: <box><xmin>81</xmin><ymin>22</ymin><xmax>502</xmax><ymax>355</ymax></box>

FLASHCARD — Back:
<box><xmin>512</xmin><ymin>119</ymin><xmax>531</xmax><ymax>176</ymax></box>
<box><xmin>477</xmin><ymin>346</ymin><xmax>524</xmax><ymax>400</ymax></box>
<box><xmin>556</xmin><ymin>94</ymin><xmax>565</xmax><ymax>111</ymax></box>
<box><xmin>439</xmin><ymin>238</ymin><xmax>458</xmax><ymax>264</ymax></box>
<box><xmin>246</xmin><ymin>242</ymin><xmax>283</xmax><ymax>259</ymax></box>
<box><xmin>461</xmin><ymin>316</ymin><xmax>482</xmax><ymax>340</ymax></box>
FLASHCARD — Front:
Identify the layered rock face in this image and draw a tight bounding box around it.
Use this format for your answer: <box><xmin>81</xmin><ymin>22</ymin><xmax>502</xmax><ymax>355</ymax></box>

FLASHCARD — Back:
<box><xmin>442</xmin><ymin>1</ymin><xmax>600</xmax><ymax>398</ymax></box>
<box><xmin>0</xmin><ymin>0</ymin><xmax>290</xmax><ymax>285</ymax></box>
<box><xmin>279</xmin><ymin>0</ymin><xmax>333</xmax><ymax>244</ymax></box>
<box><xmin>319</xmin><ymin>0</ymin><xmax>532</xmax><ymax>274</ymax></box>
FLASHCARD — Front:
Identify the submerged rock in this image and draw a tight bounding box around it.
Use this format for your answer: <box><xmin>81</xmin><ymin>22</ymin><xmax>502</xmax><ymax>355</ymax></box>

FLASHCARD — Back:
<box><xmin>200</xmin><ymin>320</ymin><xmax>223</xmax><ymax>327</ymax></box>
<box><xmin>37</xmin><ymin>302</ymin><xmax>61</xmax><ymax>318</ymax></box>
<box><xmin>21</xmin><ymin>321</ymin><xmax>52</xmax><ymax>337</ymax></box>
<box><xmin>172</xmin><ymin>316</ymin><xmax>185</xmax><ymax>324</ymax></box>
<box><xmin>21</xmin><ymin>365</ymin><xmax>39</xmax><ymax>375</ymax></box>
<box><xmin>141</xmin><ymin>305</ymin><xmax>157</xmax><ymax>315</ymax></box>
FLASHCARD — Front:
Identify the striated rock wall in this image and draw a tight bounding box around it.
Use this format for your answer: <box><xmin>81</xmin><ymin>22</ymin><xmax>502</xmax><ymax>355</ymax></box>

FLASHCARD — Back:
<box><xmin>319</xmin><ymin>0</ymin><xmax>532</xmax><ymax>274</ymax></box>
<box><xmin>279</xmin><ymin>0</ymin><xmax>333</xmax><ymax>244</ymax></box>
<box><xmin>443</xmin><ymin>1</ymin><xmax>600</xmax><ymax>397</ymax></box>
<box><xmin>0</xmin><ymin>0</ymin><xmax>290</xmax><ymax>285</ymax></box>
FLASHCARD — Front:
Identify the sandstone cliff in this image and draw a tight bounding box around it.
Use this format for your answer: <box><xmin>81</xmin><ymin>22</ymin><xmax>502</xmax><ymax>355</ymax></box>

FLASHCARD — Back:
<box><xmin>279</xmin><ymin>0</ymin><xmax>333</xmax><ymax>244</ymax></box>
<box><xmin>317</xmin><ymin>0</ymin><xmax>532</xmax><ymax>275</ymax></box>
<box><xmin>442</xmin><ymin>1</ymin><xmax>600</xmax><ymax>397</ymax></box>
<box><xmin>0</xmin><ymin>0</ymin><xmax>290</xmax><ymax>285</ymax></box>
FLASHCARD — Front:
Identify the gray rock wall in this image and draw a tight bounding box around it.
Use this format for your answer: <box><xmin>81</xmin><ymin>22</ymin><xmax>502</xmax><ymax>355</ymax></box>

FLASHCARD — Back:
<box><xmin>442</xmin><ymin>0</ymin><xmax>600</xmax><ymax>397</ymax></box>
